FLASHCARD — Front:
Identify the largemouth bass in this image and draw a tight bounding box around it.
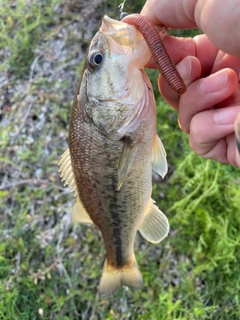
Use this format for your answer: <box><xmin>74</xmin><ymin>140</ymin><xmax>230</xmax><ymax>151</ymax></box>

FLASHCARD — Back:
<box><xmin>59</xmin><ymin>15</ymin><xmax>169</xmax><ymax>296</ymax></box>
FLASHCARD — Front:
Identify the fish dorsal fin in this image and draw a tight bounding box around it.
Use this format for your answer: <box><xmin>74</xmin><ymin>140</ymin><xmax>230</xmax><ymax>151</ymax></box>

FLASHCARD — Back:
<box><xmin>59</xmin><ymin>148</ymin><xmax>77</xmax><ymax>195</ymax></box>
<box><xmin>152</xmin><ymin>134</ymin><xmax>168</xmax><ymax>178</ymax></box>
<box><xmin>72</xmin><ymin>197</ymin><xmax>93</xmax><ymax>224</ymax></box>
<box><xmin>138</xmin><ymin>199</ymin><xmax>169</xmax><ymax>243</ymax></box>
<box><xmin>118</xmin><ymin>141</ymin><xmax>138</xmax><ymax>191</ymax></box>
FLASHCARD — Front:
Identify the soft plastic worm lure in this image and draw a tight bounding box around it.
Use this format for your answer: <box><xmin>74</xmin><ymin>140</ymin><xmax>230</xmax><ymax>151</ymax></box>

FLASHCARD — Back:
<box><xmin>122</xmin><ymin>14</ymin><xmax>186</xmax><ymax>94</ymax></box>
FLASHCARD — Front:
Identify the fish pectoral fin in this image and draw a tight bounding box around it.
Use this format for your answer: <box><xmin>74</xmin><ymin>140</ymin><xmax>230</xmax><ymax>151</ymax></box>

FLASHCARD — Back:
<box><xmin>152</xmin><ymin>134</ymin><xmax>168</xmax><ymax>178</ymax></box>
<box><xmin>138</xmin><ymin>199</ymin><xmax>169</xmax><ymax>243</ymax></box>
<box><xmin>118</xmin><ymin>141</ymin><xmax>138</xmax><ymax>190</ymax></box>
<box><xmin>72</xmin><ymin>197</ymin><xmax>94</xmax><ymax>224</ymax></box>
<box><xmin>59</xmin><ymin>148</ymin><xmax>77</xmax><ymax>195</ymax></box>
<box><xmin>98</xmin><ymin>257</ymin><xmax>143</xmax><ymax>297</ymax></box>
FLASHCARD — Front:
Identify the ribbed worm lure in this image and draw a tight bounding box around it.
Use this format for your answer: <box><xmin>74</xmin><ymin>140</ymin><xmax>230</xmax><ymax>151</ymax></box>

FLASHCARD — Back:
<box><xmin>122</xmin><ymin>13</ymin><xmax>186</xmax><ymax>95</ymax></box>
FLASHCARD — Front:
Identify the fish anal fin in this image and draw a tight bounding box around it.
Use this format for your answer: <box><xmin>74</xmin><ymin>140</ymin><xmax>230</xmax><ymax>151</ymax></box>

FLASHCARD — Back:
<box><xmin>98</xmin><ymin>257</ymin><xmax>143</xmax><ymax>297</ymax></box>
<box><xmin>118</xmin><ymin>141</ymin><xmax>138</xmax><ymax>190</ymax></box>
<box><xmin>72</xmin><ymin>197</ymin><xmax>93</xmax><ymax>224</ymax></box>
<box><xmin>59</xmin><ymin>148</ymin><xmax>77</xmax><ymax>195</ymax></box>
<box><xmin>138</xmin><ymin>199</ymin><xmax>169</xmax><ymax>243</ymax></box>
<box><xmin>152</xmin><ymin>134</ymin><xmax>168</xmax><ymax>178</ymax></box>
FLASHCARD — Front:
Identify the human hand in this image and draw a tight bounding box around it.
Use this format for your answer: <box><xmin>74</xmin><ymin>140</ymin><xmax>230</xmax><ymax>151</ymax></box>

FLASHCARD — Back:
<box><xmin>141</xmin><ymin>0</ymin><xmax>240</xmax><ymax>167</ymax></box>
<box><xmin>141</xmin><ymin>0</ymin><xmax>240</xmax><ymax>58</ymax></box>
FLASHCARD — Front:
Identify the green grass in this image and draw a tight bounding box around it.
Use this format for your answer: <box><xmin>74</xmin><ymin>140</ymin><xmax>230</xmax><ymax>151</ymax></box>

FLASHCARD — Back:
<box><xmin>0</xmin><ymin>0</ymin><xmax>61</xmax><ymax>76</ymax></box>
<box><xmin>0</xmin><ymin>0</ymin><xmax>240</xmax><ymax>319</ymax></box>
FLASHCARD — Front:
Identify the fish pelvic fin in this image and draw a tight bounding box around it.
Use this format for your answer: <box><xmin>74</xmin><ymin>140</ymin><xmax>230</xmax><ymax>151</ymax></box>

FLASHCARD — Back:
<box><xmin>138</xmin><ymin>198</ymin><xmax>169</xmax><ymax>243</ymax></box>
<box><xmin>98</xmin><ymin>257</ymin><xmax>143</xmax><ymax>297</ymax></box>
<box><xmin>59</xmin><ymin>148</ymin><xmax>77</xmax><ymax>195</ymax></box>
<box><xmin>152</xmin><ymin>134</ymin><xmax>168</xmax><ymax>178</ymax></box>
<box><xmin>72</xmin><ymin>197</ymin><xmax>93</xmax><ymax>224</ymax></box>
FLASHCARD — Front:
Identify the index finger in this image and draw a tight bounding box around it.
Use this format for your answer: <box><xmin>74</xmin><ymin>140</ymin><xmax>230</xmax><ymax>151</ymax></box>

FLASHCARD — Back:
<box><xmin>146</xmin><ymin>35</ymin><xmax>218</xmax><ymax>77</ymax></box>
<box><xmin>145</xmin><ymin>36</ymin><xmax>196</xmax><ymax>69</ymax></box>
<box><xmin>141</xmin><ymin>0</ymin><xmax>240</xmax><ymax>58</ymax></box>
<box><xmin>141</xmin><ymin>0</ymin><xmax>198</xmax><ymax>28</ymax></box>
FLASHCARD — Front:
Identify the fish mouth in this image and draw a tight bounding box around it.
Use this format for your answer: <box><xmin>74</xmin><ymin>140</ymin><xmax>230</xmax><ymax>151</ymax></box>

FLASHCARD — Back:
<box><xmin>100</xmin><ymin>15</ymin><xmax>143</xmax><ymax>47</ymax></box>
<box><xmin>99</xmin><ymin>15</ymin><xmax>151</xmax><ymax>70</ymax></box>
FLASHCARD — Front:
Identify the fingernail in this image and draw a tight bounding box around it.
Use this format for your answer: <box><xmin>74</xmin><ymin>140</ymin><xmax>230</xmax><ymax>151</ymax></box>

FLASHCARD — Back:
<box><xmin>177</xmin><ymin>57</ymin><xmax>192</xmax><ymax>83</ymax></box>
<box><xmin>178</xmin><ymin>118</ymin><xmax>183</xmax><ymax>130</ymax></box>
<box><xmin>214</xmin><ymin>107</ymin><xmax>240</xmax><ymax>126</ymax></box>
<box><xmin>200</xmin><ymin>70</ymin><xmax>228</xmax><ymax>94</ymax></box>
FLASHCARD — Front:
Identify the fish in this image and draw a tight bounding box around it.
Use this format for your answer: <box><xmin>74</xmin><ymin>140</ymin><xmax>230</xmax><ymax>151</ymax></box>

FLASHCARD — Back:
<box><xmin>59</xmin><ymin>15</ymin><xmax>169</xmax><ymax>297</ymax></box>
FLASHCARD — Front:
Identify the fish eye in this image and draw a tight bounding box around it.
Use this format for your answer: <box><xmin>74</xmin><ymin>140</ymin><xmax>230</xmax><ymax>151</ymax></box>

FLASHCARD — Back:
<box><xmin>93</xmin><ymin>53</ymin><xmax>103</xmax><ymax>65</ymax></box>
<box><xmin>87</xmin><ymin>50</ymin><xmax>104</xmax><ymax>71</ymax></box>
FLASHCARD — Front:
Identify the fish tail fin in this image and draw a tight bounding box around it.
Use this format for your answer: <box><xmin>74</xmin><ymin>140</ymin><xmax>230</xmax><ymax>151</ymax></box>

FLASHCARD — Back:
<box><xmin>98</xmin><ymin>257</ymin><xmax>143</xmax><ymax>297</ymax></box>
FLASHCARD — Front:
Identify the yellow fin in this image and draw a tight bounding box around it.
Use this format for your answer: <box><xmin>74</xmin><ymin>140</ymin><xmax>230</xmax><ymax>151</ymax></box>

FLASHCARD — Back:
<box><xmin>72</xmin><ymin>197</ymin><xmax>93</xmax><ymax>224</ymax></box>
<box><xmin>138</xmin><ymin>199</ymin><xmax>169</xmax><ymax>243</ymax></box>
<box><xmin>98</xmin><ymin>257</ymin><xmax>143</xmax><ymax>297</ymax></box>
<box><xmin>59</xmin><ymin>150</ymin><xmax>93</xmax><ymax>225</ymax></box>
<box><xmin>118</xmin><ymin>141</ymin><xmax>138</xmax><ymax>190</ymax></box>
<box><xmin>152</xmin><ymin>134</ymin><xmax>168</xmax><ymax>178</ymax></box>
<box><xmin>59</xmin><ymin>148</ymin><xmax>77</xmax><ymax>195</ymax></box>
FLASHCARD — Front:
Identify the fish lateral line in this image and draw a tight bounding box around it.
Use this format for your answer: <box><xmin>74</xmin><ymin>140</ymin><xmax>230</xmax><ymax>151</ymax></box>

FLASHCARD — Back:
<box><xmin>122</xmin><ymin>14</ymin><xmax>186</xmax><ymax>95</ymax></box>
